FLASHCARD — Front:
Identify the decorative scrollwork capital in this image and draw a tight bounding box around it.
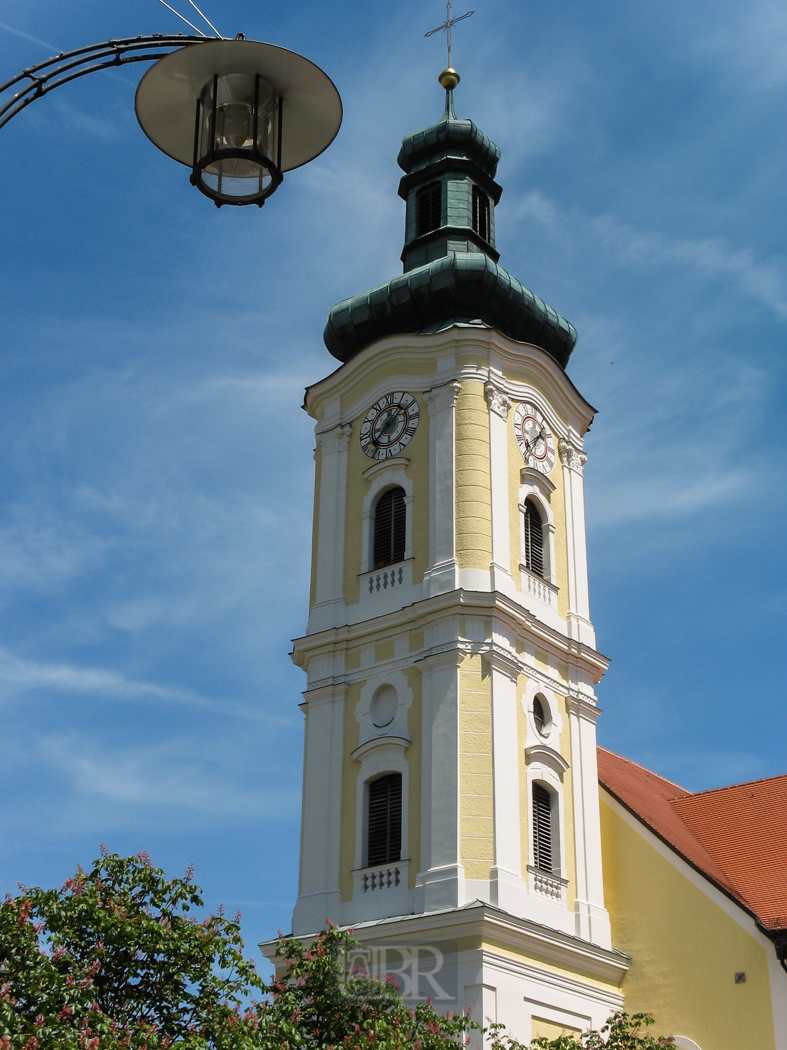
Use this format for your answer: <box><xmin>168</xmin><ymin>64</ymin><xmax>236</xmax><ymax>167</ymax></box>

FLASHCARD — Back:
<box><xmin>558</xmin><ymin>438</ymin><xmax>587</xmax><ymax>474</ymax></box>
<box><xmin>317</xmin><ymin>422</ymin><xmax>352</xmax><ymax>454</ymax></box>
<box><xmin>484</xmin><ymin>382</ymin><xmax>512</xmax><ymax>420</ymax></box>
<box><xmin>425</xmin><ymin>381</ymin><xmax>461</xmax><ymax>415</ymax></box>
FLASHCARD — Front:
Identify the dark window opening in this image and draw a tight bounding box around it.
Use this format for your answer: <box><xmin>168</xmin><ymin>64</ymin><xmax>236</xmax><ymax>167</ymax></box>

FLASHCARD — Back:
<box><xmin>533</xmin><ymin>783</ymin><xmax>553</xmax><ymax>873</ymax></box>
<box><xmin>416</xmin><ymin>182</ymin><xmax>442</xmax><ymax>237</ymax></box>
<box><xmin>373</xmin><ymin>487</ymin><xmax>406</xmax><ymax>569</ymax></box>
<box><xmin>472</xmin><ymin>185</ymin><xmax>489</xmax><ymax>242</ymax></box>
<box><xmin>524</xmin><ymin>498</ymin><xmax>544</xmax><ymax>578</ymax></box>
<box><xmin>533</xmin><ymin>695</ymin><xmax>547</xmax><ymax>735</ymax></box>
<box><xmin>367</xmin><ymin>773</ymin><xmax>402</xmax><ymax>867</ymax></box>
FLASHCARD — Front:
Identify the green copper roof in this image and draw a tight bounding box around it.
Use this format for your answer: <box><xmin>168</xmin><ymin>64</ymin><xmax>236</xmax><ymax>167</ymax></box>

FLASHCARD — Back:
<box><xmin>397</xmin><ymin>91</ymin><xmax>500</xmax><ymax>179</ymax></box>
<box><xmin>323</xmin><ymin>85</ymin><xmax>578</xmax><ymax>369</ymax></box>
<box><xmin>323</xmin><ymin>252</ymin><xmax>576</xmax><ymax>368</ymax></box>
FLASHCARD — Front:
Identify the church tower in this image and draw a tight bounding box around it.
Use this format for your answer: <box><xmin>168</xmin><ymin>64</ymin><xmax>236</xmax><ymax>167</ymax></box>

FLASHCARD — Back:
<box><xmin>281</xmin><ymin>68</ymin><xmax>628</xmax><ymax>1042</ymax></box>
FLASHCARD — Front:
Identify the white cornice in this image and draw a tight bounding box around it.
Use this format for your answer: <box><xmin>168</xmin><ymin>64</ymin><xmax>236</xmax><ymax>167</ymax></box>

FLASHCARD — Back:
<box><xmin>293</xmin><ymin>589</ymin><xmax>610</xmax><ymax>684</ymax></box>
<box><xmin>260</xmin><ymin>901</ymin><xmax>629</xmax><ymax>984</ymax></box>
<box><xmin>304</xmin><ymin>329</ymin><xmax>596</xmax><ymax>438</ymax></box>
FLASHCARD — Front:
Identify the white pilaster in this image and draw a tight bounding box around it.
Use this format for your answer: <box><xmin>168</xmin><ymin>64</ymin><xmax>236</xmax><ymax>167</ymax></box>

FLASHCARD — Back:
<box><xmin>558</xmin><ymin>438</ymin><xmax>595</xmax><ymax>647</ymax></box>
<box><xmin>486</xmin><ymin>642</ymin><xmax>528</xmax><ymax>913</ymax></box>
<box><xmin>292</xmin><ymin>684</ymin><xmax>347</xmax><ymax>934</ymax></box>
<box><xmin>414</xmin><ymin>647</ymin><xmax>464</xmax><ymax>912</ymax></box>
<box><xmin>566</xmin><ymin>695</ymin><xmax>611</xmax><ymax>949</ymax></box>
<box><xmin>309</xmin><ymin>423</ymin><xmax>352</xmax><ymax>633</ymax></box>
<box><xmin>423</xmin><ymin>382</ymin><xmax>460</xmax><ymax>596</ymax></box>
<box><xmin>485</xmin><ymin>382</ymin><xmax>517</xmax><ymax>598</ymax></box>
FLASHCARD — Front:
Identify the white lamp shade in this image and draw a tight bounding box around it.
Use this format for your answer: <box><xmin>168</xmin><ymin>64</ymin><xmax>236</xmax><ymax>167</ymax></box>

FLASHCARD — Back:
<box><xmin>135</xmin><ymin>38</ymin><xmax>342</xmax><ymax>173</ymax></box>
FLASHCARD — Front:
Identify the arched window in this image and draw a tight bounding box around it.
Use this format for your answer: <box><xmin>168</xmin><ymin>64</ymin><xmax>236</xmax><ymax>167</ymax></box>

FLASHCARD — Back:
<box><xmin>373</xmin><ymin>487</ymin><xmax>406</xmax><ymax>569</ymax></box>
<box><xmin>532</xmin><ymin>782</ymin><xmax>554</xmax><ymax>873</ymax></box>
<box><xmin>416</xmin><ymin>182</ymin><xmax>442</xmax><ymax>237</ymax></box>
<box><xmin>524</xmin><ymin>498</ymin><xmax>544</xmax><ymax>577</ymax></box>
<box><xmin>472</xmin><ymin>185</ymin><xmax>489</xmax><ymax>242</ymax></box>
<box><xmin>367</xmin><ymin>773</ymin><xmax>402</xmax><ymax>867</ymax></box>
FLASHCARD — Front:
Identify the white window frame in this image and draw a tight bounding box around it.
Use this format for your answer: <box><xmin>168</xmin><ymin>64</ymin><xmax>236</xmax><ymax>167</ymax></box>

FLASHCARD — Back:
<box><xmin>361</xmin><ymin>458</ymin><xmax>414</xmax><ymax>575</ymax></box>
<box><xmin>518</xmin><ymin>472</ymin><xmax>556</xmax><ymax>586</ymax></box>
<box><xmin>352</xmin><ymin>738</ymin><xmax>410</xmax><ymax>872</ymax></box>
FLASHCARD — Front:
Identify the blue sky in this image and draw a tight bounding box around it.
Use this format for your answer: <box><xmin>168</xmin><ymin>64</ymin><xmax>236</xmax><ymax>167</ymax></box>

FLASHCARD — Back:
<box><xmin>1</xmin><ymin>0</ymin><xmax>786</xmax><ymax>962</ymax></box>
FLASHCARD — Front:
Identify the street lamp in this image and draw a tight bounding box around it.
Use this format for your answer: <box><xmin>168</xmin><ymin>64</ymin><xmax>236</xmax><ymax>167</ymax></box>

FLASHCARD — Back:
<box><xmin>0</xmin><ymin>34</ymin><xmax>342</xmax><ymax>209</ymax></box>
<box><xmin>135</xmin><ymin>38</ymin><xmax>342</xmax><ymax>207</ymax></box>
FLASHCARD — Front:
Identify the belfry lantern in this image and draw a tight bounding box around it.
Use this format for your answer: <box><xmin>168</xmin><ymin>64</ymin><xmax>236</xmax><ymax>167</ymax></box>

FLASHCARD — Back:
<box><xmin>135</xmin><ymin>38</ymin><xmax>342</xmax><ymax>207</ymax></box>
<box><xmin>0</xmin><ymin>31</ymin><xmax>342</xmax><ymax>210</ymax></box>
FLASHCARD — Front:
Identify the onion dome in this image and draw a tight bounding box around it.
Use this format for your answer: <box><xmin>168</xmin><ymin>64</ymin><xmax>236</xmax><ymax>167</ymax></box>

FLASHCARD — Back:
<box><xmin>323</xmin><ymin>75</ymin><xmax>578</xmax><ymax>369</ymax></box>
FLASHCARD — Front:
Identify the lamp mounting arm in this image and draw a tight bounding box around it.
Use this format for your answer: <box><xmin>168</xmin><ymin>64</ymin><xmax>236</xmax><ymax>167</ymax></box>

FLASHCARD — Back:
<box><xmin>0</xmin><ymin>34</ymin><xmax>209</xmax><ymax>132</ymax></box>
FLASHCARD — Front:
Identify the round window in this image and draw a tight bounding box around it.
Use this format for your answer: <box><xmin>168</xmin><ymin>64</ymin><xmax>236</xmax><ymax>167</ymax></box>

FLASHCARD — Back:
<box><xmin>370</xmin><ymin>685</ymin><xmax>398</xmax><ymax>729</ymax></box>
<box><xmin>533</xmin><ymin>695</ymin><xmax>550</xmax><ymax>736</ymax></box>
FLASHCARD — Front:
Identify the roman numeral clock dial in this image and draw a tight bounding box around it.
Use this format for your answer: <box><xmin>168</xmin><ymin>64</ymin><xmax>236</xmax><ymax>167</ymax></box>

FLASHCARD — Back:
<box><xmin>359</xmin><ymin>391</ymin><xmax>420</xmax><ymax>460</ymax></box>
<box><xmin>514</xmin><ymin>401</ymin><xmax>556</xmax><ymax>474</ymax></box>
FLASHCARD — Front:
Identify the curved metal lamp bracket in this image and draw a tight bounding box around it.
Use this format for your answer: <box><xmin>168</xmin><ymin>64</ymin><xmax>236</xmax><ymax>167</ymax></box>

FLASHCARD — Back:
<box><xmin>0</xmin><ymin>34</ymin><xmax>210</xmax><ymax>132</ymax></box>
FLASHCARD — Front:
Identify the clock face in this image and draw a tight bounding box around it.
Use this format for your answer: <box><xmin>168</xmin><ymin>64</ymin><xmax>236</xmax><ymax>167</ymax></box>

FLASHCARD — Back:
<box><xmin>359</xmin><ymin>391</ymin><xmax>420</xmax><ymax>460</ymax></box>
<box><xmin>513</xmin><ymin>401</ymin><xmax>556</xmax><ymax>474</ymax></box>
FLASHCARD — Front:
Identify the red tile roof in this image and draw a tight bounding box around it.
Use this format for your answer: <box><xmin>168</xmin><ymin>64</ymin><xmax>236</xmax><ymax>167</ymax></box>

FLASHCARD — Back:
<box><xmin>598</xmin><ymin>747</ymin><xmax>787</xmax><ymax>932</ymax></box>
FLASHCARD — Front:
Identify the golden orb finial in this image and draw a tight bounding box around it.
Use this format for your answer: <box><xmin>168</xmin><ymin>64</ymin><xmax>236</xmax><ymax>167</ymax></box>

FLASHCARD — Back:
<box><xmin>438</xmin><ymin>66</ymin><xmax>460</xmax><ymax>89</ymax></box>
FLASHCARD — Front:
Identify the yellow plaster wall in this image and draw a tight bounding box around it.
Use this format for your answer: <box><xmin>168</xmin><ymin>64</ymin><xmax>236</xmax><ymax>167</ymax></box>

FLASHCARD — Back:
<box><xmin>309</xmin><ymin>442</ymin><xmax>322</xmax><ymax>609</ymax></box>
<box><xmin>375</xmin><ymin>640</ymin><xmax>395</xmax><ymax>663</ymax></box>
<box><xmin>531</xmin><ymin>1019</ymin><xmax>582</xmax><ymax>1040</ymax></box>
<box><xmin>459</xmin><ymin>654</ymin><xmax>494</xmax><ymax>879</ymax></box>
<box><xmin>507</xmin><ymin>415</ymin><xmax>523</xmax><ymax>588</ymax></box>
<box><xmin>600</xmin><ymin>794</ymin><xmax>777</xmax><ymax>1050</ymax></box>
<box><xmin>404</xmin><ymin>666</ymin><xmax>422</xmax><ymax>888</ymax></box>
<box><xmin>516</xmin><ymin>675</ymin><xmax>530</xmax><ymax>876</ymax></box>
<box><xmin>556</xmin><ymin>694</ymin><xmax>576</xmax><ymax>906</ymax></box>
<box><xmin>346</xmin><ymin>650</ymin><xmax>361</xmax><ymax>672</ymax></box>
<box><xmin>455</xmin><ymin>381</ymin><xmax>492</xmax><ymax>571</ymax></box>
<box><xmin>549</xmin><ymin>462</ymin><xmax>570</xmax><ymax>620</ymax></box>
<box><xmin>482</xmin><ymin>938</ymin><xmax>619</xmax><ymax>992</ymax></box>
<box><xmin>340</xmin><ymin>681</ymin><xmax>363</xmax><ymax>902</ymax></box>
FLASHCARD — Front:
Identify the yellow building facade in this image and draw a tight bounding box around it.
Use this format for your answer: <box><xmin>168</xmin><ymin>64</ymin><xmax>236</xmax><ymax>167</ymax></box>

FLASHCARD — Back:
<box><xmin>262</xmin><ymin>76</ymin><xmax>787</xmax><ymax>1049</ymax></box>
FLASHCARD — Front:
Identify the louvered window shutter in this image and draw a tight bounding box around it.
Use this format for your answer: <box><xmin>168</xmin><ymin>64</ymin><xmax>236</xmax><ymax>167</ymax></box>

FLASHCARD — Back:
<box><xmin>373</xmin><ymin>487</ymin><xmax>406</xmax><ymax>569</ymax></box>
<box><xmin>416</xmin><ymin>182</ymin><xmax>442</xmax><ymax>237</ymax></box>
<box><xmin>367</xmin><ymin>773</ymin><xmax>402</xmax><ymax>867</ymax></box>
<box><xmin>533</xmin><ymin>783</ymin><xmax>553</xmax><ymax>873</ymax></box>
<box><xmin>524</xmin><ymin>499</ymin><xmax>545</xmax><ymax>577</ymax></box>
<box><xmin>472</xmin><ymin>186</ymin><xmax>489</xmax><ymax>242</ymax></box>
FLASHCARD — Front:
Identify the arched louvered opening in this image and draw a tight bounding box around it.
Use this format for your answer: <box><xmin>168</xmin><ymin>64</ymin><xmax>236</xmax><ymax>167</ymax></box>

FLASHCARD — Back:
<box><xmin>373</xmin><ymin>486</ymin><xmax>406</xmax><ymax>569</ymax></box>
<box><xmin>524</xmin><ymin>498</ymin><xmax>545</xmax><ymax>577</ymax></box>
<box><xmin>416</xmin><ymin>182</ymin><xmax>442</xmax><ymax>237</ymax></box>
<box><xmin>472</xmin><ymin>185</ymin><xmax>489</xmax><ymax>242</ymax></box>
<box><xmin>532</xmin><ymin>782</ymin><xmax>554</xmax><ymax>873</ymax></box>
<box><xmin>367</xmin><ymin>773</ymin><xmax>402</xmax><ymax>867</ymax></box>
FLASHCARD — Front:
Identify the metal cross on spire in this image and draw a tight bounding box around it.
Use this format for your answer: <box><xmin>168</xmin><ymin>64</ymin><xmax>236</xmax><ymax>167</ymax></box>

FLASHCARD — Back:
<box><xmin>425</xmin><ymin>1</ymin><xmax>474</xmax><ymax>70</ymax></box>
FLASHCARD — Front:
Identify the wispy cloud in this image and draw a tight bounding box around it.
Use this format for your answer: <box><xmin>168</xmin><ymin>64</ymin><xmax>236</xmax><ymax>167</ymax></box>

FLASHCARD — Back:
<box><xmin>0</xmin><ymin>646</ymin><xmax>296</xmax><ymax>725</ymax></box>
<box><xmin>0</xmin><ymin>20</ymin><xmax>57</xmax><ymax>52</ymax></box>
<box><xmin>36</xmin><ymin>735</ymin><xmax>300</xmax><ymax>819</ymax></box>
<box><xmin>516</xmin><ymin>190</ymin><xmax>787</xmax><ymax>322</ymax></box>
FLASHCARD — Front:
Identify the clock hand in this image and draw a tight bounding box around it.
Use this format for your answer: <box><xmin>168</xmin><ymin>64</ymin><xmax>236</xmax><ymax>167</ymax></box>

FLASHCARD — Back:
<box><xmin>524</xmin><ymin>427</ymin><xmax>546</xmax><ymax>454</ymax></box>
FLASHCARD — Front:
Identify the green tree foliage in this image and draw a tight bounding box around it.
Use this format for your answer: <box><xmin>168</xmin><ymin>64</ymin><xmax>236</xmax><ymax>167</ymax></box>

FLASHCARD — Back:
<box><xmin>0</xmin><ymin>851</ymin><xmax>674</xmax><ymax>1050</ymax></box>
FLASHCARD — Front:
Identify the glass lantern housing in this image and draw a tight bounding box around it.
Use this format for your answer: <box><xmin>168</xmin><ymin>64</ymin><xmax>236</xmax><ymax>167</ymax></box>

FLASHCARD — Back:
<box><xmin>192</xmin><ymin>72</ymin><xmax>282</xmax><ymax>206</ymax></box>
<box><xmin>134</xmin><ymin>39</ymin><xmax>342</xmax><ymax>209</ymax></box>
